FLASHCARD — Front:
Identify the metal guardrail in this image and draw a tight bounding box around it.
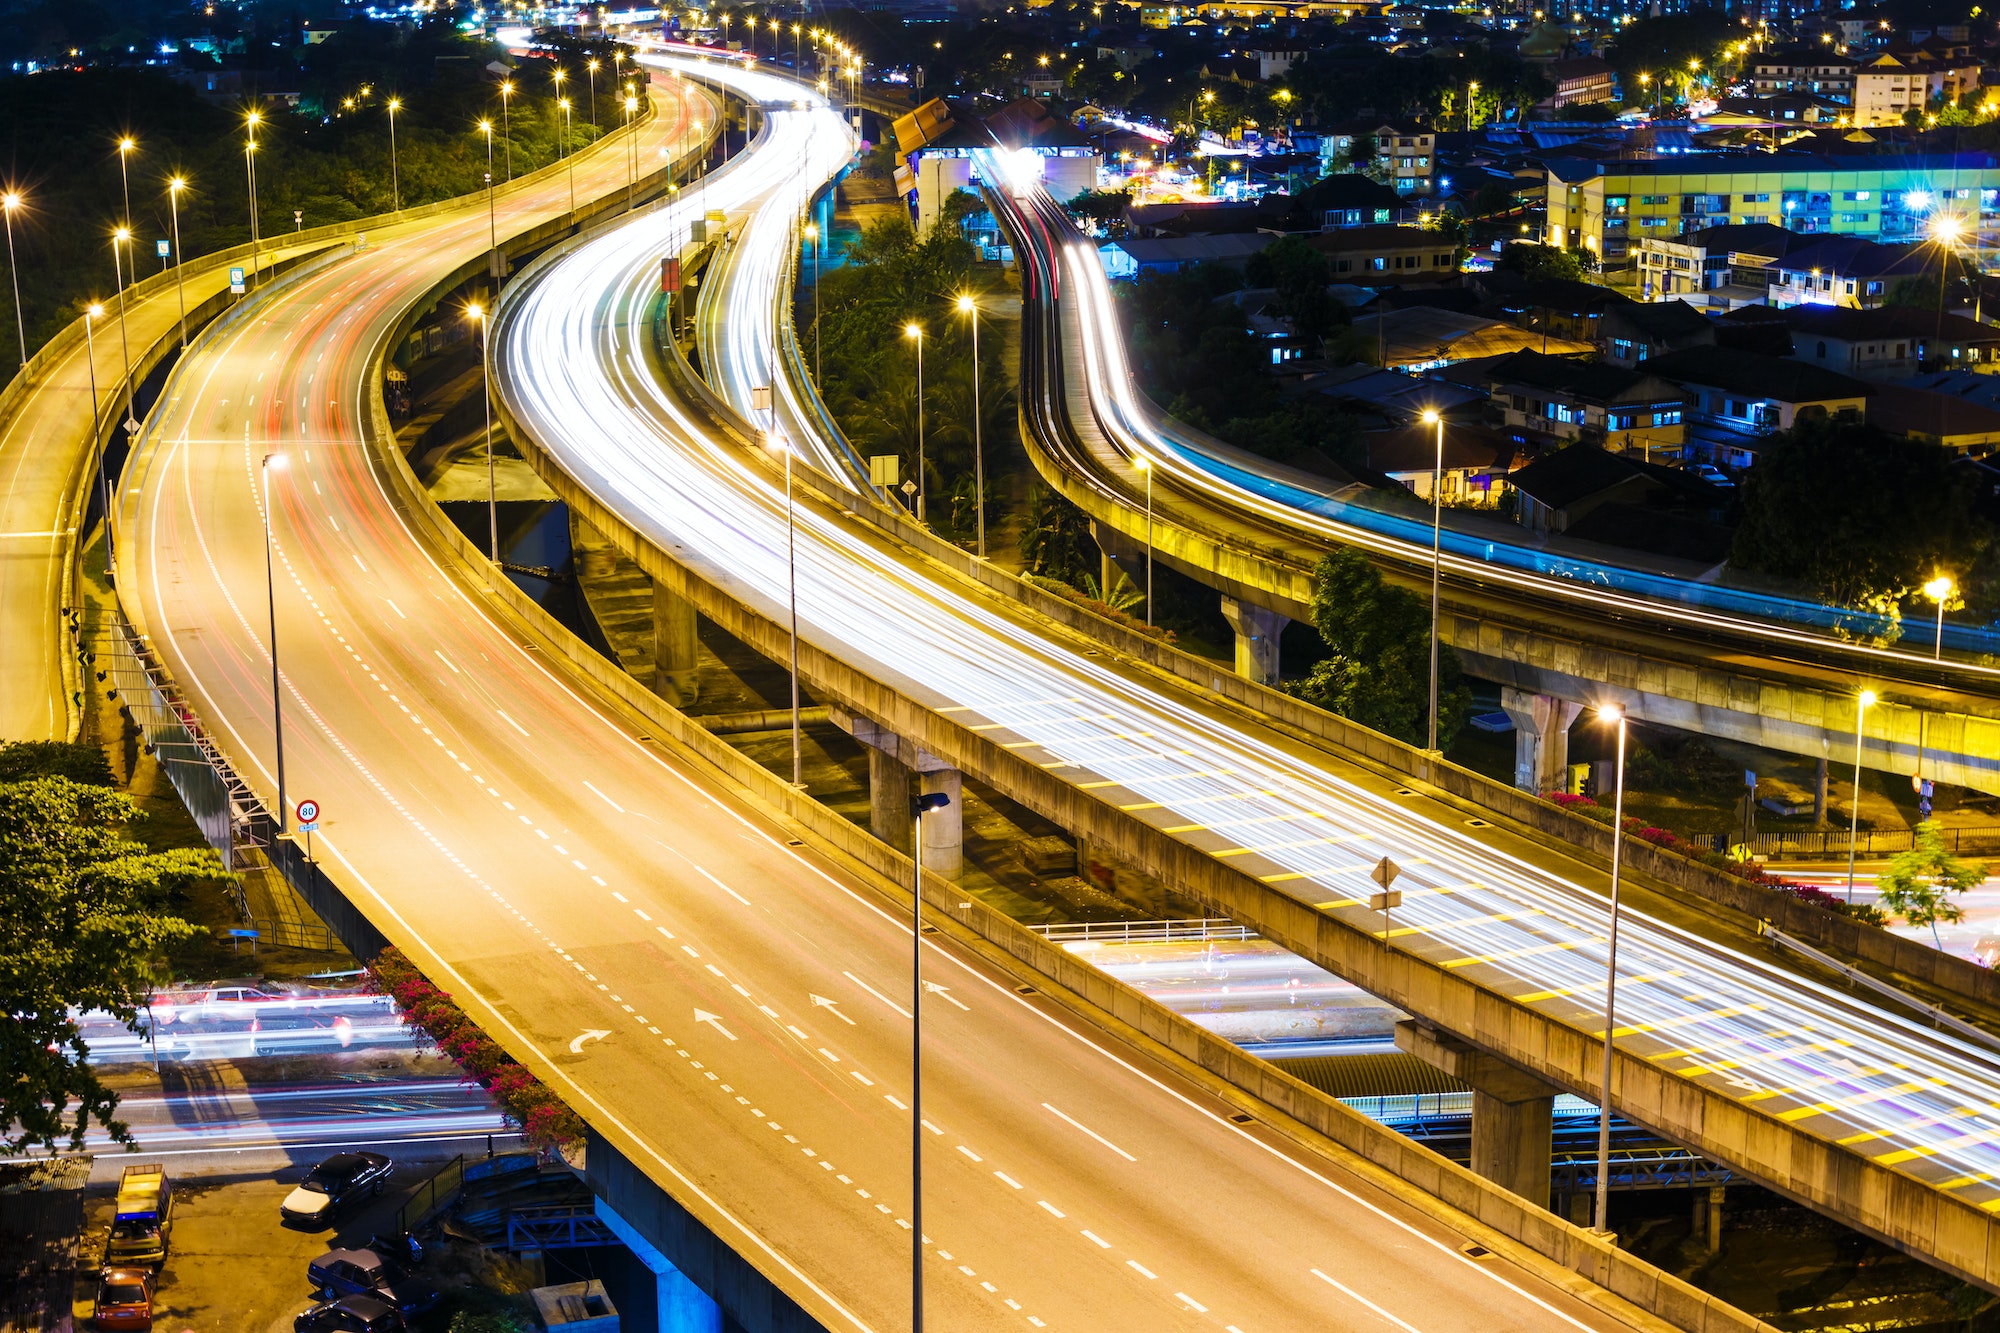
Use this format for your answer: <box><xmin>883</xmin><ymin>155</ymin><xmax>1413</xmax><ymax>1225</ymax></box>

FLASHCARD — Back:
<box><xmin>1552</xmin><ymin>1149</ymin><xmax>1735</xmax><ymax>1194</ymax></box>
<box><xmin>1030</xmin><ymin>918</ymin><xmax>1256</xmax><ymax>944</ymax></box>
<box><xmin>505</xmin><ymin>1205</ymin><xmax>615</xmax><ymax>1251</ymax></box>
<box><xmin>397</xmin><ymin>1154</ymin><xmax>467</xmax><ymax>1235</ymax></box>
<box><xmin>1747</xmin><ymin>826</ymin><xmax>2000</xmax><ymax>860</ymax></box>
<box><xmin>1758</xmin><ymin>921</ymin><xmax>2000</xmax><ymax>1054</ymax></box>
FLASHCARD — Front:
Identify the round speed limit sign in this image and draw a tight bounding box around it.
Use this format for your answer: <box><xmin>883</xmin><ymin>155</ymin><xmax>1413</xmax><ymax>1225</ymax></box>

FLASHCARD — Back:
<box><xmin>296</xmin><ymin>799</ymin><xmax>321</xmax><ymax>824</ymax></box>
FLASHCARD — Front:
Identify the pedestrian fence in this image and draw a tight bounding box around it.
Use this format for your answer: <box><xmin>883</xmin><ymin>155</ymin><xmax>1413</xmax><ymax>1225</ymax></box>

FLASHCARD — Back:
<box><xmin>1029</xmin><ymin>918</ymin><xmax>1258</xmax><ymax>945</ymax></box>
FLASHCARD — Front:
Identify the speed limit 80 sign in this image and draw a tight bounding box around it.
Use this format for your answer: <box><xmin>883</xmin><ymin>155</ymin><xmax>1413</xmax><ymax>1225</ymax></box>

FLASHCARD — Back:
<box><xmin>296</xmin><ymin>799</ymin><xmax>321</xmax><ymax>827</ymax></box>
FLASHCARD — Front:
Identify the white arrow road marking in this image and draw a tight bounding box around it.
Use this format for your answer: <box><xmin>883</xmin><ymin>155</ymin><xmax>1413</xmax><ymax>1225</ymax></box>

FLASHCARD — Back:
<box><xmin>569</xmin><ymin>1029</ymin><xmax>611</xmax><ymax>1054</ymax></box>
<box><xmin>923</xmin><ymin>981</ymin><xmax>970</xmax><ymax>1011</ymax></box>
<box><xmin>694</xmin><ymin>1009</ymin><xmax>739</xmax><ymax>1041</ymax></box>
<box><xmin>810</xmin><ymin>994</ymin><xmax>857</xmax><ymax>1025</ymax></box>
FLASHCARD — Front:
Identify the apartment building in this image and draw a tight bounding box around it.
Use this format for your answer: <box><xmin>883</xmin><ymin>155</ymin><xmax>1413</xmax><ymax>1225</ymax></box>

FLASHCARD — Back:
<box><xmin>1633</xmin><ymin>222</ymin><xmax>1806</xmax><ymax>298</ymax></box>
<box><xmin>1544</xmin><ymin>152</ymin><xmax>2000</xmax><ymax>261</ymax></box>
<box><xmin>1750</xmin><ymin>48</ymin><xmax>1856</xmax><ymax>102</ymax></box>
<box><xmin>1855</xmin><ymin>53</ymin><xmax>1926</xmax><ymax>126</ymax></box>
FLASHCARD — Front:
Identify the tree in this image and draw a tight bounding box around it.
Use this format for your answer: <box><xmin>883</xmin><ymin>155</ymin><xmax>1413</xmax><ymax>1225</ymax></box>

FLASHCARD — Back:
<box><xmin>1</xmin><ymin>775</ymin><xmax>212</xmax><ymax>1155</ymax></box>
<box><xmin>1287</xmin><ymin>549</ymin><xmax>1470</xmax><ymax>747</ymax></box>
<box><xmin>1018</xmin><ymin>484</ymin><xmax>1095</xmax><ymax>587</ymax></box>
<box><xmin>1499</xmin><ymin>242</ymin><xmax>1597</xmax><ymax>283</ymax></box>
<box><xmin>1876</xmin><ymin>821</ymin><xmax>1986</xmax><ymax>947</ymax></box>
<box><xmin>1730</xmin><ymin>419</ymin><xmax>1992</xmax><ymax>612</ymax></box>
<box><xmin>1244</xmin><ymin>235</ymin><xmax>1343</xmax><ymax>346</ymax></box>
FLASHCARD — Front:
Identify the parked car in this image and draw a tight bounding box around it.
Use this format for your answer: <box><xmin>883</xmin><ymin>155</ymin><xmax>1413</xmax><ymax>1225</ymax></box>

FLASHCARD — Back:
<box><xmin>306</xmin><ymin>1249</ymin><xmax>439</xmax><ymax>1314</ymax></box>
<box><xmin>293</xmin><ymin>1294</ymin><xmax>405</xmax><ymax>1333</ymax></box>
<box><xmin>105</xmin><ymin>1164</ymin><xmax>171</xmax><ymax>1267</ymax></box>
<box><xmin>1684</xmin><ymin>462</ymin><xmax>1734</xmax><ymax>487</ymax></box>
<box><xmin>280</xmin><ymin>1152</ymin><xmax>392</xmax><ymax>1226</ymax></box>
<box><xmin>93</xmin><ymin>1268</ymin><xmax>154</xmax><ymax>1331</ymax></box>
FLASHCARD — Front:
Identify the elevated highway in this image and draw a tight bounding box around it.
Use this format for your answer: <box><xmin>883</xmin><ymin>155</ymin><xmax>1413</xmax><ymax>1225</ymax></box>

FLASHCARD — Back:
<box><xmin>491</xmin><ymin>56</ymin><xmax>2000</xmax><ymax>1299</ymax></box>
<box><xmin>981</xmin><ymin>171</ymin><xmax>2000</xmax><ymax>797</ymax></box>
<box><xmin>101</xmin><ymin>65</ymin><xmax>1660</xmax><ymax>1333</ymax></box>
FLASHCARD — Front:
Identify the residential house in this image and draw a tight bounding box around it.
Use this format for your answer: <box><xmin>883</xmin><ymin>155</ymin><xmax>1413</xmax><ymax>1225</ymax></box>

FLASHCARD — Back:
<box><xmin>1305</xmin><ymin>225</ymin><xmax>1459</xmax><ymax>285</ymax></box>
<box><xmin>1099</xmin><ymin>234</ymin><xmax>1274</xmax><ymax>279</ymax></box>
<box><xmin>1305</xmin><ymin>174</ymin><xmax>1408</xmax><ymax>230</ymax></box>
<box><xmin>1244</xmin><ymin>46</ymin><xmax>1306</xmax><ymax>78</ymax></box>
<box><xmin>1645</xmin><ymin>345</ymin><xmax>1874</xmax><ymax>468</ymax></box>
<box><xmin>1600</xmin><ymin>300</ymin><xmax>1717</xmax><ymax>367</ymax></box>
<box><xmin>1505</xmin><ymin>447</ymin><xmax>1719</xmax><ymax>538</ymax></box>
<box><xmin>1766</xmin><ymin>237</ymin><xmax>1929</xmax><ymax>308</ymax></box>
<box><xmin>1634</xmin><ymin>222</ymin><xmax>1808</xmax><ymax>301</ymax></box>
<box><xmin>1854</xmin><ymin>53</ymin><xmax>1926</xmax><ymax>126</ymax></box>
<box><xmin>1750</xmin><ymin>48</ymin><xmax>1857</xmax><ymax>102</ymax></box>
<box><xmin>1376</xmin><ymin>122</ymin><xmax>1436</xmax><ymax>195</ymax></box>
<box><xmin>1359</xmin><ymin>420</ymin><xmax>1524</xmax><ymax>507</ymax></box>
<box><xmin>1869</xmin><ymin>384</ymin><xmax>2000</xmax><ymax>452</ymax></box>
<box><xmin>1544</xmin><ymin>56</ymin><xmax>1615</xmax><ymax>108</ymax></box>
<box><xmin>1353</xmin><ymin>308</ymin><xmax>1596</xmax><ymax>370</ymax></box>
<box><xmin>1486</xmin><ymin>277</ymin><xmax>1632</xmax><ymax>349</ymax></box>
<box><xmin>1452</xmin><ymin>350</ymin><xmax>1689</xmax><ymax>458</ymax></box>
<box><xmin>1778</xmin><ymin>305</ymin><xmax>2000</xmax><ymax>377</ymax></box>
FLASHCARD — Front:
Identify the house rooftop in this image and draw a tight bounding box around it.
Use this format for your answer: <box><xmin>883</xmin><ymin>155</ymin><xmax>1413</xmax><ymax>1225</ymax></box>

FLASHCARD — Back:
<box><xmin>1644</xmin><ymin>345</ymin><xmax>1877</xmax><ymax>402</ymax></box>
<box><xmin>1474</xmin><ymin>349</ymin><xmax>1671</xmax><ymax>403</ymax></box>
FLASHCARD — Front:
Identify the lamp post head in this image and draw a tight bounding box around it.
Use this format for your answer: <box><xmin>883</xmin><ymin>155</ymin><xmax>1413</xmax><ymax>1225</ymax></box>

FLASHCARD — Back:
<box><xmin>466</xmin><ymin>301</ymin><xmax>485</xmax><ymax>322</ymax></box>
<box><xmin>1925</xmin><ymin>575</ymin><xmax>1954</xmax><ymax>602</ymax></box>
<box><xmin>113</xmin><ymin>226</ymin><xmax>130</xmax><ymax>243</ymax></box>
<box><xmin>479</xmin><ymin>119</ymin><xmax>492</xmax><ymax>135</ymax></box>
<box><xmin>263</xmin><ymin>451</ymin><xmax>288</xmax><ymax>472</ymax></box>
<box><xmin>87</xmin><ymin>302</ymin><xmax>102</xmax><ymax>319</ymax></box>
<box><xmin>118</xmin><ymin>136</ymin><xmax>135</xmax><ymax>154</ymax></box>
<box><xmin>956</xmin><ymin>294</ymin><xmax>974</xmax><ymax>313</ymax></box>
<box><xmin>388</xmin><ymin>96</ymin><xmax>401</xmax><ymax>112</ymax></box>
<box><xmin>913</xmin><ymin>791</ymin><xmax>951</xmax><ymax>815</ymax></box>
<box><xmin>904</xmin><ymin>322</ymin><xmax>922</xmax><ymax>340</ymax></box>
<box><xmin>1</xmin><ymin>191</ymin><xmax>18</xmax><ymax>212</ymax></box>
<box><xmin>1596</xmin><ymin>702</ymin><xmax>1623</xmax><ymax>723</ymax></box>
<box><xmin>1420</xmin><ymin>408</ymin><xmax>1440</xmax><ymax>424</ymax></box>
<box><xmin>804</xmin><ymin>222</ymin><xmax>818</xmax><ymax>240</ymax></box>
<box><xmin>168</xmin><ymin>176</ymin><xmax>186</xmax><ymax>193</ymax></box>
<box><xmin>1859</xmin><ymin>689</ymin><xmax>1877</xmax><ymax>709</ymax></box>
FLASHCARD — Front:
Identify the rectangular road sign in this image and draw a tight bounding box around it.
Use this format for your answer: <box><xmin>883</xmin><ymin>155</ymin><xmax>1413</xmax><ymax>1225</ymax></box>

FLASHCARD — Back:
<box><xmin>661</xmin><ymin>256</ymin><xmax>681</xmax><ymax>293</ymax></box>
<box><xmin>156</xmin><ymin>239</ymin><xmax>170</xmax><ymax>259</ymax></box>
<box><xmin>1368</xmin><ymin>889</ymin><xmax>1402</xmax><ymax>912</ymax></box>
<box><xmin>228</xmin><ymin>267</ymin><xmax>245</xmax><ymax>294</ymax></box>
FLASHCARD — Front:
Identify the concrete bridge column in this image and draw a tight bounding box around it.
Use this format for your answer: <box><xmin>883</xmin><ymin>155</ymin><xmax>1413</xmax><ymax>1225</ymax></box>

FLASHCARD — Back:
<box><xmin>593</xmin><ymin>1198</ymin><xmax>725</xmax><ymax>1333</ymax></box>
<box><xmin>1500</xmin><ymin>687</ymin><xmax>1583</xmax><ymax>794</ymax></box>
<box><xmin>833</xmin><ymin>709</ymin><xmax>964</xmax><ymax>879</ymax></box>
<box><xmin>1219</xmin><ymin>596</ymin><xmax>1289</xmax><ymax>686</ymax></box>
<box><xmin>1397</xmin><ymin>1021</ymin><xmax>1560</xmax><ymax>1209</ymax></box>
<box><xmin>651</xmin><ymin>583</ymin><xmax>700</xmax><ymax>708</ymax></box>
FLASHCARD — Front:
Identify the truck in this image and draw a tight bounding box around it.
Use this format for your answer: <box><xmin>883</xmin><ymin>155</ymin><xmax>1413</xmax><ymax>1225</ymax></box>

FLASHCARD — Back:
<box><xmin>105</xmin><ymin>1164</ymin><xmax>171</xmax><ymax>1268</ymax></box>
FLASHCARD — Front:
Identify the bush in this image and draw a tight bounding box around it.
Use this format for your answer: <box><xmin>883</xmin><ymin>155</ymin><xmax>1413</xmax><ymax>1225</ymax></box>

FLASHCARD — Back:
<box><xmin>369</xmin><ymin>948</ymin><xmax>584</xmax><ymax>1151</ymax></box>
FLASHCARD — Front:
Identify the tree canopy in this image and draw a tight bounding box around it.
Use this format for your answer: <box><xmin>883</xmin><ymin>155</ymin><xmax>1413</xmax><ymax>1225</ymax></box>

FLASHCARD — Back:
<box><xmin>1288</xmin><ymin>549</ymin><xmax>1470</xmax><ymax>748</ymax></box>
<box><xmin>1876</xmin><ymin>821</ymin><xmax>1986</xmax><ymax>947</ymax></box>
<box><xmin>1</xmin><ymin>760</ymin><xmax>213</xmax><ymax>1155</ymax></box>
<box><xmin>1730</xmin><ymin>419</ymin><xmax>1994</xmax><ymax>614</ymax></box>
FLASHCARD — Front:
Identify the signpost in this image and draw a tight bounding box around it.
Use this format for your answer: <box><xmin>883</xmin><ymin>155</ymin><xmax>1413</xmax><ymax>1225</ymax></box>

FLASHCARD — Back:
<box><xmin>1369</xmin><ymin>855</ymin><xmax>1402</xmax><ymax>942</ymax></box>
<box><xmin>229</xmin><ymin>266</ymin><xmax>246</xmax><ymax>295</ymax></box>
<box><xmin>296</xmin><ymin>798</ymin><xmax>321</xmax><ymax>863</ymax></box>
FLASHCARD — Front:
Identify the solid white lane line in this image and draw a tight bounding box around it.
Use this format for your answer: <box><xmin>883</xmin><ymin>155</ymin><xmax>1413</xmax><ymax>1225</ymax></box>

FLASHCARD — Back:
<box><xmin>842</xmin><ymin>969</ymin><xmax>912</xmax><ymax>1019</ymax></box>
<box><xmin>1042</xmin><ymin>1102</ymin><xmax>1137</xmax><ymax>1162</ymax></box>
<box><xmin>1311</xmin><ymin>1269</ymin><xmax>1424</xmax><ymax>1332</ymax></box>
<box><xmin>583</xmin><ymin>780</ymin><xmax>626</xmax><ymax>812</ymax></box>
<box><xmin>495</xmin><ymin>708</ymin><xmax>530</xmax><ymax>736</ymax></box>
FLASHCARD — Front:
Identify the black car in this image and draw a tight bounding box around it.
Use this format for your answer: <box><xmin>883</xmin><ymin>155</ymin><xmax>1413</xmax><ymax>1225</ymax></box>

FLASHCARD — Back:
<box><xmin>306</xmin><ymin>1249</ymin><xmax>438</xmax><ymax>1314</ymax></box>
<box><xmin>280</xmin><ymin>1153</ymin><xmax>392</xmax><ymax>1226</ymax></box>
<box><xmin>293</xmin><ymin>1293</ymin><xmax>404</xmax><ymax>1333</ymax></box>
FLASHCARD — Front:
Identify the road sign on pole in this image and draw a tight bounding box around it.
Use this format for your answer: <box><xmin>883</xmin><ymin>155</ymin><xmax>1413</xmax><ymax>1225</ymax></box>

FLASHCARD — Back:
<box><xmin>1369</xmin><ymin>856</ymin><xmax>1402</xmax><ymax>941</ymax></box>
<box><xmin>229</xmin><ymin>266</ymin><xmax>246</xmax><ymax>294</ymax></box>
<box><xmin>155</xmin><ymin>239</ymin><xmax>170</xmax><ymax>259</ymax></box>
<box><xmin>296</xmin><ymin>799</ymin><xmax>321</xmax><ymax>862</ymax></box>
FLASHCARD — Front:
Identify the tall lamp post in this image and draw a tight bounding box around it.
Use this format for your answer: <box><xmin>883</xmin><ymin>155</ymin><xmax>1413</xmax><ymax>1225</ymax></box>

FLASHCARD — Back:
<box><xmin>166</xmin><ymin>177</ymin><xmax>189</xmax><ymax>348</ymax></box>
<box><xmin>909</xmin><ymin>788</ymin><xmax>953</xmax><ymax>1333</ymax></box>
<box><xmin>560</xmin><ymin>98</ymin><xmax>576</xmax><ymax>212</ymax></box>
<box><xmin>260</xmin><ymin>451</ymin><xmax>291</xmax><ymax>833</ymax></box>
<box><xmin>1134</xmin><ymin>453</ymin><xmax>1153</xmax><ymax>626</ymax></box>
<box><xmin>116</xmin><ymin>137</ymin><xmax>135</xmax><ymax>231</ymax></box>
<box><xmin>2</xmin><ymin>191</ymin><xmax>23</xmax><ymax>369</ymax></box>
<box><xmin>110</xmin><ymin>229</ymin><xmax>136</xmax><ymax>446</ymax></box>
<box><xmin>624</xmin><ymin>95</ymin><xmax>639</xmax><ymax>210</ymax></box>
<box><xmin>904</xmin><ymin>322</ymin><xmax>926</xmax><ymax>522</ymax></box>
<box><xmin>500</xmin><ymin>80</ymin><xmax>516</xmax><ymax>181</ymax></box>
<box><xmin>244</xmin><ymin>112</ymin><xmax>262</xmax><ymax>287</ymax></box>
<box><xmin>587</xmin><ymin>58</ymin><xmax>601</xmax><ymax>132</ymax></box>
<box><xmin>767</xmin><ymin>426</ymin><xmax>803</xmax><ymax>789</ymax></box>
<box><xmin>1925</xmin><ymin>575</ymin><xmax>1953</xmax><ymax>662</ymax></box>
<box><xmin>84</xmin><ymin>304</ymin><xmax>112</xmax><ymax>578</ymax></box>
<box><xmin>469</xmin><ymin>303</ymin><xmax>497</xmax><ymax>562</ymax></box>
<box><xmin>1419</xmin><ymin>408</ymin><xmax>1446</xmax><ymax>753</ymax></box>
<box><xmin>386</xmin><ymin>97</ymin><xmax>402</xmax><ymax>211</ymax></box>
<box><xmin>955</xmin><ymin>293</ymin><xmax>984</xmax><ymax>559</ymax></box>
<box><xmin>1589</xmin><ymin>702</ymin><xmax>1629</xmax><ymax>1240</ymax></box>
<box><xmin>804</xmin><ymin>222</ymin><xmax>822</xmax><ymax>385</ymax></box>
<box><xmin>1846</xmin><ymin>689</ymin><xmax>1876</xmax><ymax>902</ymax></box>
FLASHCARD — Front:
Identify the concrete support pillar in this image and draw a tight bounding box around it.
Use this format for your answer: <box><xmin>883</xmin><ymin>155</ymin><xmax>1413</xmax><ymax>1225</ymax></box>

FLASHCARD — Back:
<box><xmin>1500</xmin><ymin>687</ymin><xmax>1584</xmax><ymax>794</ymax></box>
<box><xmin>651</xmin><ymin>582</ymin><xmax>699</xmax><ymax>708</ymax></box>
<box><xmin>1814</xmin><ymin>750</ymin><xmax>1829</xmax><ymax>828</ymax></box>
<box><xmin>1396</xmin><ymin>1021</ymin><xmax>1561</xmax><ymax>1209</ymax></box>
<box><xmin>1705</xmin><ymin>1184</ymin><xmax>1725</xmax><ymax>1253</ymax></box>
<box><xmin>869</xmin><ymin>747</ymin><xmax>911</xmax><ymax>853</ymax></box>
<box><xmin>833</xmin><ymin>709</ymin><xmax>964</xmax><ymax>880</ymax></box>
<box><xmin>1219</xmin><ymin>596</ymin><xmax>1289</xmax><ymax>686</ymax></box>
<box><xmin>593</xmin><ymin>1198</ymin><xmax>723</xmax><ymax>1333</ymax></box>
<box><xmin>919</xmin><ymin>767</ymin><xmax>963</xmax><ymax>881</ymax></box>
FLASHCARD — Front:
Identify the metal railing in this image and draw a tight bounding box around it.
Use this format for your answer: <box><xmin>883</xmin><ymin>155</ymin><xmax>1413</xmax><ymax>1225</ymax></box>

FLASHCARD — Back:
<box><xmin>1030</xmin><ymin>919</ymin><xmax>1256</xmax><ymax>945</ymax></box>
<box><xmin>1552</xmin><ymin>1149</ymin><xmax>1735</xmax><ymax>1194</ymax></box>
<box><xmin>1747</xmin><ymin>826</ymin><xmax>2000</xmax><ymax>861</ymax></box>
<box><xmin>397</xmin><ymin>1154</ymin><xmax>467</xmax><ymax>1235</ymax></box>
<box><xmin>505</xmin><ymin>1205</ymin><xmax>615</xmax><ymax>1251</ymax></box>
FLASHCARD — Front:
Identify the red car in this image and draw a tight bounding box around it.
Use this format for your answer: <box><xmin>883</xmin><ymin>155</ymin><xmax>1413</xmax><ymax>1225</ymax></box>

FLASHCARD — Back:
<box><xmin>94</xmin><ymin>1267</ymin><xmax>154</xmax><ymax>1331</ymax></box>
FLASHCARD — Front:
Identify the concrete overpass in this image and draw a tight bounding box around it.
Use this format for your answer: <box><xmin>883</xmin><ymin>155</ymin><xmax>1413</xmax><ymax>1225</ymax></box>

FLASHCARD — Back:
<box><xmin>983</xmin><ymin>177</ymin><xmax>2000</xmax><ymax>800</ymax></box>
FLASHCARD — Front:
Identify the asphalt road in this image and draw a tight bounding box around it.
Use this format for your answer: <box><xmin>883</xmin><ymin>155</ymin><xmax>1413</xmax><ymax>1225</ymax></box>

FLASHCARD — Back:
<box><xmin>115</xmin><ymin>65</ymin><xmax>1634</xmax><ymax>1333</ymax></box>
<box><xmin>494</xmin><ymin>55</ymin><xmax>2000</xmax><ymax>1244</ymax></box>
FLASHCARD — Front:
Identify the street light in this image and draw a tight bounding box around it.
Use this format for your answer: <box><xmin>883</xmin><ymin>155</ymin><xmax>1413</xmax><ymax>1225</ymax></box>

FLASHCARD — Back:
<box><xmin>904</xmin><ymin>322</ymin><xmax>926</xmax><ymax>522</ymax></box>
<box><xmin>804</xmin><ymin>222</ymin><xmax>822</xmax><ymax>384</ymax></box>
<box><xmin>909</xmin><ymin>786</ymin><xmax>953</xmax><ymax>1333</ymax></box>
<box><xmin>2</xmin><ymin>191</ymin><xmax>23</xmax><ymax>368</ymax></box>
<box><xmin>1589</xmin><ymin>701</ymin><xmax>1628</xmax><ymax>1240</ymax></box>
<box><xmin>83</xmin><ymin>304</ymin><xmax>113</xmax><ymax>578</ymax></box>
<box><xmin>166</xmin><ymin>177</ymin><xmax>188</xmax><ymax>349</ymax></box>
<box><xmin>955</xmin><ymin>293</ymin><xmax>985</xmax><ymax>559</ymax></box>
<box><xmin>110</xmin><ymin>228</ymin><xmax>136</xmax><ymax>449</ymax></box>
<box><xmin>1925</xmin><ymin>575</ymin><xmax>1953</xmax><ymax>662</ymax></box>
<box><xmin>479</xmin><ymin>120</ymin><xmax>496</xmax><ymax>250</ymax></box>
<box><xmin>1133</xmin><ymin>453</ymin><xmax>1153</xmax><ymax>626</ymax></box>
<box><xmin>559</xmin><ymin>98</ymin><xmax>575</xmax><ymax>212</ymax></box>
<box><xmin>767</xmin><ymin>428</ymin><xmax>803</xmax><ymax>789</ymax></box>
<box><xmin>386</xmin><ymin>97</ymin><xmax>402</xmax><ymax>212</ymax></box>
<box><xmin>468</xmin><ymin>302</ymin><xmax>497</xmax><ymax>562</ymax></box>
<box><xmin>260</xmin><ymin>450</ymin><xmax>291</xmax><ymax>834</ymax></box>
<box><xmin>1467</xmin><ymin>79</ymin><xmax>1479</xmax><ymax>132</ymax></box>
<box><xmin>499</xmin><ymin>80</ymin><xmax>516</xmax><ymax>181</ymax></box>
<box><xmin>1419</xmin><ymin>408</ymin><xmax>1446</xmax><ymax>753</ymax></box>
<box><xmin>1846</xmin><ymin>689</ymin><xmax>1877</xmax><ymax>903</ymax></box>
<box><xmin>244</xmin><ymin>112</ymin><xmax>262</xmax><ymax>287</ymax></box>
<box><xmin>587</xmin><ymin>58</ymin><xmax>601</xmax><ymax>131</ymax></box>
<box><xmin>624</xmin><ymin>95</ymin><xmax>638</xmax><ymax>210</ymax></box>
<box><xmin>116</xmin><ymin>136</ymin><xmax>135</xmax><ymax>232</ymax></box>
